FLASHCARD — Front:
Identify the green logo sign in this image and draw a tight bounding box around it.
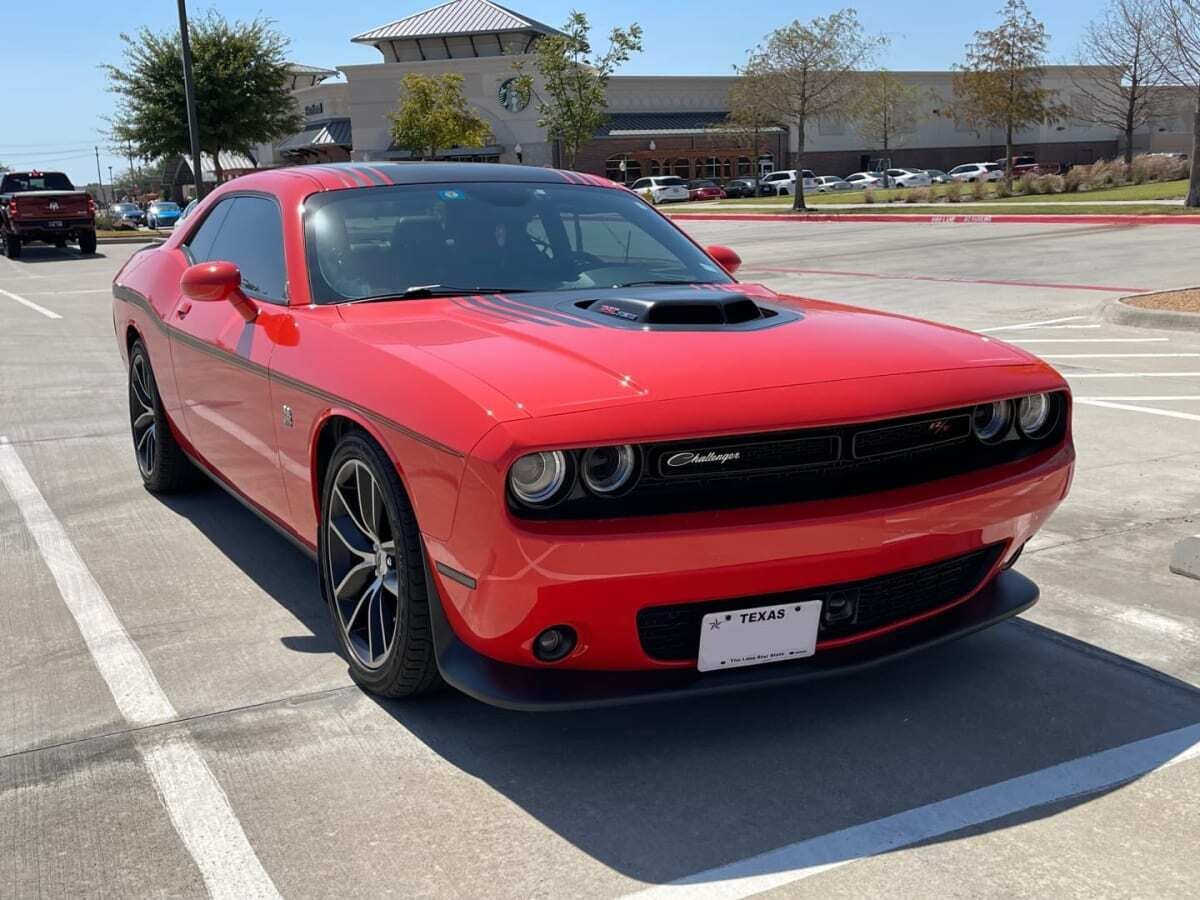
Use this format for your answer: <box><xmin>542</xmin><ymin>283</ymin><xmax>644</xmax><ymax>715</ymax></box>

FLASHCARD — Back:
<box><xmin>497</xmin><ymin>77</ymin><xmax>528</xmax><ymax>113</ymax></box>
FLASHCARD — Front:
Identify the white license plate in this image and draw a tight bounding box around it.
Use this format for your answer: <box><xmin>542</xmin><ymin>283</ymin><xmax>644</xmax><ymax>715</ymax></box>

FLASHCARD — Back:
<box><xmin>47</xmin><ymin>220</ymin><xmax>63</xmax><ymax>228</ymax></box>
<box><xmin>697</xmin><ymin>599</ymin><xmax>823</xmax><ymax>672</ymax></box>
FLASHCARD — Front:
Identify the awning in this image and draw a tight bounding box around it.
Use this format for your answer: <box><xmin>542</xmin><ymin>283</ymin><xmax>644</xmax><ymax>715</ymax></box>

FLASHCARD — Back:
<box><xmin>384</xmin><ymin>144</ymin><xmax>504</xmax><ymax>159</ymax></box>
<box><xmin>595</xmin><ymin>112</ymin><xmax>785</xmax><ymax>137</ymax></box>
<box><xmin>278</xmin><ymin>118</ymin><xmax>353</xmax><ymax>151</ymax></box>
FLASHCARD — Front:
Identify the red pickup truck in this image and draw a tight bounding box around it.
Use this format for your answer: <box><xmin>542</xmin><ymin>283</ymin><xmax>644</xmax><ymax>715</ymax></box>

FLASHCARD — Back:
<box><xmin>0</xmin><ymin>170</ymin><xmax>97</xmax><ymax>258</ymax></box>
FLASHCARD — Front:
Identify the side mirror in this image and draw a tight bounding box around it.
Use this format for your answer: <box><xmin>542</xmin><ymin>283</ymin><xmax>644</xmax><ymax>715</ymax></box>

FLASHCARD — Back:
<box><xmin>181</xmin><ymin>261</ymin><xmax>257</xmax><ymax>322</ymax></box>
<box><xmin>706</xmin><ymin>244</ymin><xmax>742</xmax><ymax>275</ymax></box>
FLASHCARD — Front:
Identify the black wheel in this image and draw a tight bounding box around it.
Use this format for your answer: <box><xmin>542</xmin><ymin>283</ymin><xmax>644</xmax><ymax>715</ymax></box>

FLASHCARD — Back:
<box><xmin>53</xmin><ymin>238</ymin><xmax>67</xmax><ymax>248</ymax></box>
<box><xmin>319</xmin><ymin>433</ymin><xmax>441</xmax><ymax>698</ymax></box>
<box><xmin>148</xmin><ymin>217</ymin><xmax>156</xmax><ymax>230</ymax></box>
<box><xmin>128</xmin><ymin>340</ymin><xmax>194</xmax><ymax>493</ymax></box>
<box><xmin>78</xmin><ymin>230</ymin><xmax>97</xmax><ymax>255</ymax></box>
<box><xmin>2</xmin><ymin>231</ymin><xmax>20</xmax><ymax>259</ymax></box>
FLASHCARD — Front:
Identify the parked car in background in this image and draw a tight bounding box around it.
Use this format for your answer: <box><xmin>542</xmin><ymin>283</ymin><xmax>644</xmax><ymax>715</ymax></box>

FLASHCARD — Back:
<box><xmin>109</xmin><ymin>202</ymin><xmax>145</xmax><ymax>228</ymax></box>
<box><xmin>629</xmin><ymin>176</ymin><xmax>690</xmax><ymax>204</ymax></box>
<box><xmin>761</xmin><ymin>169</ymin><xmax>817</xmax><ymax>197</ymax></box>
<box><xmin>885</xmin><ymin>168</ymin><xmax>933</xmax><ymax>188</ymax></box>
<box><xmin>844</xmin><ymin>171</ymin><xmax>883</xmax><ymax>189</ymax></box>
<box><xmin>948</xmin><ymin>163</ymin><xmax>1004</xmax><ymax>183</ymax></box>
<box><xmin>178</xmin><ymin>198</ymin><xmax>199</xmax><ymax>222</ymax></box>
<box><xmin>995</xmin><ymin>156</ymin><xmax>1057</xmax><ymax>176</ymax></box>
<box><xmin>813</xmin><ymin>176</ymin><xmax>854</xmax><ymax>192</ymax></box>
<box><xmin>722</xmin><ymin>177</ymin><xmax>767</xmax><ymax>198</ymax></box>
<box><xmin>0</xmin><ymin>170</ymin><xmax>97</xmax><ymax>257</ymax></box>
<box><xmin>146</xmin><ymin>200</ymin><xmax>182</xmax><ymax>229</ymax></box>
<box><xmin>686</xmin><ymin>179</ymin><xmax>726</xmax><ymax>201</ymax></box>
<box><xmin>925</xmin><ymin>169</ymin><xmax>952</xmax><ymax>184</ymax></box>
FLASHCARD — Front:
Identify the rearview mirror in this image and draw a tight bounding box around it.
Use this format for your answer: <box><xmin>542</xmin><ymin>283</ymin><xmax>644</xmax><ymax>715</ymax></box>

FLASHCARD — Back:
<box><xmin>181</xmin><ymin>261</ymin><xmax>257</xmax><ymax>322</ymax></box>
<box><xmin>706</xmin><ymin>245</ymin><xmax>742</xmax><ymax>275</ymax></box>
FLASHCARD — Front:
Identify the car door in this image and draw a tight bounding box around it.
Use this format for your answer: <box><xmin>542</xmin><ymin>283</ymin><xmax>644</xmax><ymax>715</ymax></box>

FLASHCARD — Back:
<box><xmin>168</xmin><ymin>194</ymin><xmax>291</xmax><ymax>522</ymax></box>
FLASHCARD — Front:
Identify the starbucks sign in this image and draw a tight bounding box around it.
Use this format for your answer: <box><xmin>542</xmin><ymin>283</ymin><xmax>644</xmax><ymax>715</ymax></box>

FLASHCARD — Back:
<box><xmin>497</xmin><ymin>77</ymin><xmax>529</xmax><ymax>113</ymax></box>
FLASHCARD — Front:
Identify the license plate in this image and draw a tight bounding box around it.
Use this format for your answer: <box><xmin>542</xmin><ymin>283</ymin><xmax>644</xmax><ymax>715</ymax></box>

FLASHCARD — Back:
<box><xmin>47</xmin><ymin>220</ymin><xmax>63</xmax><ymax>228</ymax></box>
<box><xmin>697</xmin><ymin>599</ymin><xmax>823</xmax><ymax>672</ymax></box>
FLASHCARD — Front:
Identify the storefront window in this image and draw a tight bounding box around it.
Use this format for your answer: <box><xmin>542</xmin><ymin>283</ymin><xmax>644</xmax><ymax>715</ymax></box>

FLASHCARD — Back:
<box><xmin>736</xmin><ymin>156</ymin><xmax>752</xmax><ymax>176</ymax></box>
<box><xmin>673</xmin><ymin>158</ymin><xmax>690</xmax><ymax>177</ymax></box>
<box><xmin>605</xmin><ymin>154</ymin><xmax>642</xmax><ymax>184</ymax></box>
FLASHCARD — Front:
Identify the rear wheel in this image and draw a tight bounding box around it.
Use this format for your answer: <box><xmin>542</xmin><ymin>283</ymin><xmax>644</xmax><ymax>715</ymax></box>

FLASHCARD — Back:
<box><xmin>319</xmin><ymin>433</ymin><xmax>441</xmax><ymax>698</ymax></box>
<box><xmin>2</xmin><ymin>231</ymin><xmax>21</xmax><ymax>259</ymax></box>
<box><xmin>53</xmin><ymin>238</ymin><xmax>67</xmax><ymax>248</ymax></box>
<box><xmin>78</xmin><ymin>230</ymin><xmax>97</xmax><ymax>254</ymax></box>
<box><xmin>128</xmin><ymin>340</ymin><xmax>194</xmax><ymax>493</ymax></box>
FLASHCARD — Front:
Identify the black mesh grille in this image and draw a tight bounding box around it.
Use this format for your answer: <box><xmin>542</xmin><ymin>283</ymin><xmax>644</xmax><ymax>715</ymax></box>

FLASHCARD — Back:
<box><xmin>635</xmin><ymin>545</ymin><xmax>1004</xmax><ymax>662</ymax></box>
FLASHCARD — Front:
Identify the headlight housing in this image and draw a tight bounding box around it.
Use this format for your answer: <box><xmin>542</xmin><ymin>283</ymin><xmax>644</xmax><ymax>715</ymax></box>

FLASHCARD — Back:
<box><xmin>508</xmin><ymin>451</ymin><xmax>570</xmax><ymax>506</ymax></box>
<box><xmin>972</xmin><ymin>400</ymin><xmax>1013</xmax><ymax>444</ymax></box>
<box><xmin>1017</xmin><ymin>393</ymin><xmax>1057</xmax><ymax>439</ymax></box>
<box><xmin>581</xmin><ymin>445</ymin><xmax>638</xmax><ymax>495</ymax></box>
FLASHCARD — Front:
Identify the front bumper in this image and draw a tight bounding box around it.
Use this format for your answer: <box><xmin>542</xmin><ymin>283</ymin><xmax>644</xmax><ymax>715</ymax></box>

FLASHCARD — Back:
<box><xmin>425</xmin><ymin>564</ymin><xmax>1038</xmax><ymax>711</ymax></box>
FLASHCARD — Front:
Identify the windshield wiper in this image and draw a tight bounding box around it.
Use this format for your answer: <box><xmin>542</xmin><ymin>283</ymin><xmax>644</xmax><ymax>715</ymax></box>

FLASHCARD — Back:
<box><xmin>347</xmin><ymin>285</ymin><xmax>532</xmax><ymax>304</ymax></box>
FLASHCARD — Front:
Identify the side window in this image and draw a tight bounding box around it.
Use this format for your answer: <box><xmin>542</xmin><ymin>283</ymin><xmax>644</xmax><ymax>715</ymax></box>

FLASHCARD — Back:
<box><xmin>183</xmin><ymin>199</ymin><xmax>234</xmax><ymax>263</ymax></box>
<box><xmin>204</xmin><ymin>196</ymin><xmax>287</xmax><ymax>302</ymax></box>
<box><xmin>630</xmin><ymin>179</ymin><xmax>648</xmax><ymax>190</ymax></box>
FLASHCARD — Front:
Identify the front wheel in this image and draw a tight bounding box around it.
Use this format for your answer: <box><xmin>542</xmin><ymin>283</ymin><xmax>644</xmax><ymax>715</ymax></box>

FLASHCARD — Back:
<box><xmin>319</xmin><ymin>433</ymin><xmax>441</xmax><ymax>698</ymax></box>
<box><xmin>128</xmin><ymin>340</ymin><xmax>194</xmax><ymax>493</ymax></box>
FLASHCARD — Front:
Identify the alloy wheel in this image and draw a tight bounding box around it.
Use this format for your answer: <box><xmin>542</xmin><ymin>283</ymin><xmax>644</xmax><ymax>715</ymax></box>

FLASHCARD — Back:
<box><xmin>130</xmin><ymin>354</ymin><xmax>158</xmax><ymax>478</ymax></box>
<box><xmin>326</xmin><ymin>458</ymin><xmax>400</xmax><ymax>669</ymax></box>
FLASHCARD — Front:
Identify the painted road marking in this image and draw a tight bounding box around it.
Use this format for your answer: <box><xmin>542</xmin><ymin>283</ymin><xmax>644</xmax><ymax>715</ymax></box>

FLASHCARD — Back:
<box><xmin>621</xmin><ymin>723</ymin><xmax>1200</xmax><ymax>900</ymax></box>
<box><xmin>1046</xmin><ymin>353</ymin><xmax>1200</xmax><ymax>359</ymax></box>
<box><xmin>1067</xmin><ymin>372</ymin><xmax>1200</xmax><ymax>378</ymax></box>
<box><xmin>0</xmin><ymin>438</ymin><xmax>281</xmax><ymax>900</ymax></box>
<box><xmin>1077</xmin><ymin>395</ymin><xmax>1200</xmax><ymax>400</ymax></box>
<box><xmin>23</xmin><ymin>288</ymin><xmax>111</xmax><ymax>295</ymax></box>
<box><xmin>1012</xmin><ymin>338</ymin><xmax>1169</xmax><ymax>344</ymax></box>
<box><xmin>0</xmin><ymin>286</ymin><xmax>62</xmax><ymax>319</ymax></box>
<box><xmin>1073</xmin><ymin>400</ymin><xmax>1200</xmax><ymax>423</ymax></box>
<box><xmin>741</xmin><ymin>267</ymin><xmax>1144</xmax><ymax>294</ymax></box>
<box><xmin>978</xmin><ymin>316</ymin><xmax>1088</xmax><ymax>332</ymax></box>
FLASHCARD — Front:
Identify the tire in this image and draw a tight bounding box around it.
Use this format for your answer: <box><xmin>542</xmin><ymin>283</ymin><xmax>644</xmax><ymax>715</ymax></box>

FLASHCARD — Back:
<box><xmin>53</xmin><ymin>238</ymin><xmax>67</xmax><ymax>248</ymax></box>
<box><xmin>128</xmin><ymin>340</ymin><xmax>195</xmax><ymax>493</ymax></box>
<box><xmin>78</xmin><ymin>230</ymin><xmax>97</xmax><ymax>254</ymax></box>
<box><xmin>778</xmin><ymin>187</ymin><xmax>789</xmax><ymax>196</ymax></box>
<box><xmin>319</xmin><ymin>432</ymin><xmax>441</xmax><ymax>698</ymax></box>
<box><xmin>2</xmin><ymin>231</ymin><xmax>21</xmax><ymax>259</ymax></box>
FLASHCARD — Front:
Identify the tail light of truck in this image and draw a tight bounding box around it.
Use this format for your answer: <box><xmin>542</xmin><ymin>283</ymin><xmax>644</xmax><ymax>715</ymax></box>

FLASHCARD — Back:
<box><xmin>87</xmin><ymin>196</ymin><xmax>96</xmax><ymax>215</ymax></box>
<box><xmin>7</xmin><ymin>200</ymin><xmax>18</xmax><ymax>219</ymax></box>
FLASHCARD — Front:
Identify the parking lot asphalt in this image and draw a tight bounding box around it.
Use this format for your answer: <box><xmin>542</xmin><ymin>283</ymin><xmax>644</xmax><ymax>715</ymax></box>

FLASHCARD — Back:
<box><xmin>1</xmin><ymin>221</ymin><xmax>1198</xmax><ymax>898</ymax></box>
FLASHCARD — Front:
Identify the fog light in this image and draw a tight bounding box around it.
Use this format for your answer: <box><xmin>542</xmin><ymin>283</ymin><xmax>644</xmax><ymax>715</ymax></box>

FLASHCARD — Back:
<box><xmin>822</xmin><ymin>590</ymin><xmax>859</xmax><ymax>627</ymax></box>
<box><xmin>533</xmin><ymin>625</ymin><xmax>577</xmax><ymax>662</ymax></box>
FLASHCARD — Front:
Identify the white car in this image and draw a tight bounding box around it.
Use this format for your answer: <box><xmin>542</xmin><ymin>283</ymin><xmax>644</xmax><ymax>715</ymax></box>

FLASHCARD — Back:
<box><xmin>844</xmin><ymin>171</ymin><xmax>883</xmax><ymax>189</ymax></box>
<box><xmin>948</xmin><ymin>163</ymin><xmax>1004</xmax><ymax>183</ymax></box>
<box><xmin>884</xmin><ymin>168</ymin><xmax>932</xmax><ymax>188</ymax></box>
<box><xmin>813</xmin><ymin>175</ymin><xmax>854</xmax><ymax>192</ymax></box>
<box><xmin>760</xmin><ymin>169</ymin><xmax>817</xmax><ymax>196</ymax></box>
<box><xmin>629</xmin><ymin>176</ymin><xmax>691</xmax><ymax>203</ymax></box>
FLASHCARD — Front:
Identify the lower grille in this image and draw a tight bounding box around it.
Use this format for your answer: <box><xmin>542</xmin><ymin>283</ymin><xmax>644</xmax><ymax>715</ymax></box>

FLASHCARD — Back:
<box><xmin>636</xmin><ymin>545</ymin><xmax>1004</xmax><ymax>662</ymax></box>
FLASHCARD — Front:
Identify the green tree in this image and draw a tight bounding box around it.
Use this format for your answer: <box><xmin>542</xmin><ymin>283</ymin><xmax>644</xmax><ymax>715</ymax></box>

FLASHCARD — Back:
<box><xmin>945</xmin><ymin>0</ymin><xmax>1067</xmax><ymax>183</ymax></box>
<box><xmin>743</xmin><ymin>10</ymin><xmax>885</xmax><ymax>211</ymax></box>
<box><xmin>516</xmin><ymin>11</ymin><xmax>643</xmax><ymax>169</ymax></box>
<box><xmin>388</xmin><ymin>72</ymin><xmax>491</xmax><ymax>159</ymax></box>
<box><xmin>848</xmin><ymin>70</ymin><xmax>925</xmax><ymax>153</ymax></box>
<box><xmin>104</xmin><ymin>12</ymin><xmax>300</xmax><ymax>184</ymax></box>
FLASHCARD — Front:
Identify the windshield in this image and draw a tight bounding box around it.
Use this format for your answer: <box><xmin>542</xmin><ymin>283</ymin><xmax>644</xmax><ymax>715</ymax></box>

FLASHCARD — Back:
<box><xmin>656</xmin><ymin>177</ymin><xmax>685</xmax><ymax>187</ymax></box>
<box><xmin>304</xmin><ymin>181</ymin><xmax>733</xmax><ymax>304</ymax></box>
<box><xmin>1</xmin><ymin>172</ymin><xmax>74</xmax><ymax>192</ymax></box>
<box><xmin>152</xmin><ymin>202</ymin><xmax>179</xmax><ymax>211</ymax></box>
<box><xmin>115</xmin><ymin>203</ymin><xmax>140</xmax><ymax>213</ymax></box>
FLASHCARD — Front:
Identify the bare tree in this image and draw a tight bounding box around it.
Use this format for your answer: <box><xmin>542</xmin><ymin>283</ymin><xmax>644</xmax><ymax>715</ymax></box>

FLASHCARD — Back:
<box><xmin>726</xmin><ymin>72</ymin><xmax>780</xmax><ymax>179</ymax></box>
<box><xmin>1160</xmin><ymin>0</ymin><xmax>1200</xmax><ymax>206</ymax></box>
<box><xmin>1071</xmin><ymin>0</ymin><xmax>1169</xmax><ymax>165</ymax></box>
<box><xmin>848</xmin><ymin>70</ymin><xmax>925</xmax><ymax>153</ymax></box>
<box><xmin>742</xmin><ymin>10</ymin><xmax>885</xmax><ymax>211</ymax></box>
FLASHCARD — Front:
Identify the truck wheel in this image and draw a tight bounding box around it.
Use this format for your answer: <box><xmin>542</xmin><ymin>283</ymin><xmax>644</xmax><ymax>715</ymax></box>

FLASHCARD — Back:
<box><xmin>2</xmin><ymin>232</ymin><xmax>20</xmax><ymax>259</ymax></box>
<box><xmin>53</xmin><ymin>238</ymin><xmax>67</xmax><ymax>248</ymax></box>
<box><xmin>78</xmin><ymin>230</ymin><xmax>97</xmax><ymax>255</ymax></box>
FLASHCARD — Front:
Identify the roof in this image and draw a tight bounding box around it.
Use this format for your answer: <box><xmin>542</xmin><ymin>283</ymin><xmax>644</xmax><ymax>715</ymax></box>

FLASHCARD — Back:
<box><xmin>287</xmin><ymin>62</ymin><xmax>338</xmax><ymax>77</ymax></box>
<box><xmin>352</xmin><ymin>0</ymin><xmax>562</xmax><ymax>43</ymax></box>
<box><xmin>181</xmin><ymin>151</ymin><xmax>257</xmax><ymax>181</ymax></box>
<box><xmin>278</xmin><ymin>118</ymin><xmax>353</xmax><ymax>151</ymax></box>
<box><xmin>595</xmin><ymin>112</ymin><xmax>785</xmax><ymax>137</ymax></box>
<box><xmin>222</xmin><ymin>162</ymin><xmax>619</xmax><ymax>193</ymax></box>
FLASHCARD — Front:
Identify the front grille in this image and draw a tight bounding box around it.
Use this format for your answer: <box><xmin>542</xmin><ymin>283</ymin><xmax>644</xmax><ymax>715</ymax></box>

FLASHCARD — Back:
<box><xmin>512</xmin><ymin>393</ymin><xmax>1068</xmax><ymax>520</ymax></box>
<box><xmin>636</xmin><ymin>545</ymin><xmax>1004</xmax><ymax>662</ymax></box>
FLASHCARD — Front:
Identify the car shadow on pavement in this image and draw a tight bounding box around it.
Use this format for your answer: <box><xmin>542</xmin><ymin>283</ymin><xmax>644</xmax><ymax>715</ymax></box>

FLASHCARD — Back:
<box><xmin>162</xmin><ymin>483</ymin><xmax>1200</xmax><ymax>886</ymax></box>
<box><xmin>4</xmin><ymin>246</ymin><xmax>106</xmax><ymax>262</ymax></box>
<box><xmin>367</xmin><ymin>618</ymin><xmax>1200</xmax><ymax>884</ymax></box>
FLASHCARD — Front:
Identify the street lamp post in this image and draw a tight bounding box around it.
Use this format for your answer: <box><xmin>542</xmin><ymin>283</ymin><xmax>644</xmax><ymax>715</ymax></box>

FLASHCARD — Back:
<box><xmin>177</xmin><ymin>0</ymin><xmax>205</xmax><ymax>200</ymax></box>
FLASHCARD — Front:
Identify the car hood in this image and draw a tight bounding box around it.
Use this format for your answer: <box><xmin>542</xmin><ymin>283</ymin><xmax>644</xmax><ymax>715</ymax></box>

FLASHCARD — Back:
<box><xmin>334</xmin><ymin>284</ymin><xmax>1038</xmax><ymax>418</ymax></box>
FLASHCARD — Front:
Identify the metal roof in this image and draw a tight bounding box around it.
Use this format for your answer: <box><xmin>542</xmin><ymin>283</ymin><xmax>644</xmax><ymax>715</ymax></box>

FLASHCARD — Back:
<box><xmin>278</xmin><ymin>118</ymin><xmax>353</xmax><ymax>151</ymax></box>
<box><xmin>286</xmin><ymin>62</ymin><xmax>338</xmax><ymax>77</ymax></box>
<box><xmin>352</xmin><ymin>0</ymin><xmax>561</xmax><ymax>43</ymax></box>
<box><xmin>595</xmin><ymin>112</ymin><xmax>784</xmax><ymax>137</ymax></box>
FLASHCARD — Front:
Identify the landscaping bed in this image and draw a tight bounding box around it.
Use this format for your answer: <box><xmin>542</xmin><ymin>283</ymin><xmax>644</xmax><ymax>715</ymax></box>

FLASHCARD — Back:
<box><xmin>1125</xmin><ymin>289</ymin><xmax>1200</xmax><ymax>313</ymax></box>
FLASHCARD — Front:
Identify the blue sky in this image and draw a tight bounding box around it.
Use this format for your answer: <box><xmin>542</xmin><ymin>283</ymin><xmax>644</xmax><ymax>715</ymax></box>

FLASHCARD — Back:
<box><xmin>3</xmin><ymin>1</ymin><xmax>1097</xmax><ymax>186</ymax></box>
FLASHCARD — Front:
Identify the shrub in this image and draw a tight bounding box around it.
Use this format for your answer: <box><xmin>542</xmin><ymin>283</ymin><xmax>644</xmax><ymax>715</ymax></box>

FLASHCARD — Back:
<box><xmin>944</xmin><ymin>180</ymin><xmax>963</xmax><ymax>203</ymax></box>
<box><xmin>1064</xmin><ymin>166</ymin><xmax>1086</xmax><ymax>193</ymax></box>
<box><xmin>1132</xmin><ymin>153</ymin><xmax>1189</xmax><ymax>183</ymax></box>
<box><xmin>1043</xmin><ymin>174</ymin><xmax>1065</xmax><ymax>194</ymax></box>
<box><xmin>970</xmin><ymin>177</ymin><xmax>987</xmax><ymax>201</ymax></box>
<box><xmin>996</xmin><ymin>179</ymin><xmax>1013</xmax><ymax>198</ymax></box>
<box><xmin>94</xmin><ymin>211</ymin><xmax>121</xmax><ymax>230</ymax></box>
<box><xmin>906</xmin><ymin>186</ymin><xmax>931</xmax><ymax>204</ymax></box>
<box><xmin>863</xmin><ymin>186</ymin><xmax>876</xmax><ymax>204</ymax></box>
<box><xmin>1016</xmin><ymin>173</ymin><xmax>1036</xmax><ymax>196</ymax></box>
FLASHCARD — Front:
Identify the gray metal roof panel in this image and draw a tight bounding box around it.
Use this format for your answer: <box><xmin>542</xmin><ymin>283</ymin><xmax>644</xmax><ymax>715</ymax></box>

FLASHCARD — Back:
<box><xmin>278</xmin><ymin>119</ymin><xmax>353</xmax><ymax>151</ymax></box>
<box><xmin>353</xmin><ymin>0</ymin><xmax>561</xmax><ymax>42</ymax></box>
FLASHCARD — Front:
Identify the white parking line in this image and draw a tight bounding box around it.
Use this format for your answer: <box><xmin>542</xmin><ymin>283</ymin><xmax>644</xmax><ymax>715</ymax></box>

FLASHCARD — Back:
<box><xmin>0</xmin><ymin>286</ymin><xmax>62</xmax><ymax>319</ymax></box>
<box><xmin>1047</xmin><ymin>353</ymin><xmax>1200</xmax><ymax>359</ymax></box>
<box><xmin>1068</xmin><ymin>372</ymin><xmax>1200</xmax><ymax>379</ymax></box>
<box><xmin>0</xmin><ymin>438</ymin><xmax>280</xmax><ymax>900</ymax></box>
<box><xmin>23</xmin><ymin>288</ymin><xmax>111</xmax><ymax>295</ymax></box>
<box><xmin>1078</xmin><ymin>396</ymin><xmax>1200</xmax><ymax>401</ymax></box>
<box><xmin>1074</xmin><ymin>400</ymin><xmax>1200</xmax><ymax>423</ymax></box>
<box><xmin>978</xmin><ymin>316</ymin><xmax>1088</xmax><ymax>332</ymax></box>
<box><xmin>621</xmin><ymin>723</ymin><xmax>1200</xmax><ymax>900</ymax></box>
<box><xmin>1013</xmin><ymin>338</ymin><xmax>1169</xmax><ymax>344</ymax></box>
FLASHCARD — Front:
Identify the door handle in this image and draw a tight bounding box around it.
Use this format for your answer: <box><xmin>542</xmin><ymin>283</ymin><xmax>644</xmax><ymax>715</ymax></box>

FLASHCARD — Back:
<box><xmin>176</xmin><ymin>302</ymin><xmax>193</xmax><ymax>320</ymax></box>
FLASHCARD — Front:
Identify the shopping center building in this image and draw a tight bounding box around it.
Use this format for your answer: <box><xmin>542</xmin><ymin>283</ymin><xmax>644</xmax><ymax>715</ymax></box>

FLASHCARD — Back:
<box><xmin>257</xmin><ymin>0</ymin><xmax>1193</xmax><ymax>183</ymax></box>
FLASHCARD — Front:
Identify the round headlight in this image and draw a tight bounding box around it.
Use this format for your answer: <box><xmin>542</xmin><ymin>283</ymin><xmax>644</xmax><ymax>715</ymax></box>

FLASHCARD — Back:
<box><xmin>581</xmin><ymin>444</ymin><xmax>637</xmax><ymax>495</ymax></box>
<box><xmin>972</xmin><ymin>400</ymin><xmax>1013</xmax><ymax>444</ymax></box>
<box><xmin>509</xmin><ymin>451</ymin><xmax>569</xmax><ymax>505</ymax></box>
<box><xmin>1017</xmin><ymin>393</ymin><xmax>1056</xmax><ymax>439</ymax></box>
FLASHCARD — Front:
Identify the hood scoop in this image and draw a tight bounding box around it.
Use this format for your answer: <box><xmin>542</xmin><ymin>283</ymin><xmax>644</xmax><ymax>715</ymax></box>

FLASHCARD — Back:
<box><xmin>570</xmin><ymin>290</ymin><xmax>799</xmax><ymax>331</ymax></box>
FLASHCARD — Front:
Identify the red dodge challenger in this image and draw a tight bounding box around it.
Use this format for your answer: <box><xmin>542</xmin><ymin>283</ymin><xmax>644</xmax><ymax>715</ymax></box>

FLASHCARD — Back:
<box><xmin>111</xmin><ymin>163</ymin><xmax>1073</xmax><ymax>709</ymax></box>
